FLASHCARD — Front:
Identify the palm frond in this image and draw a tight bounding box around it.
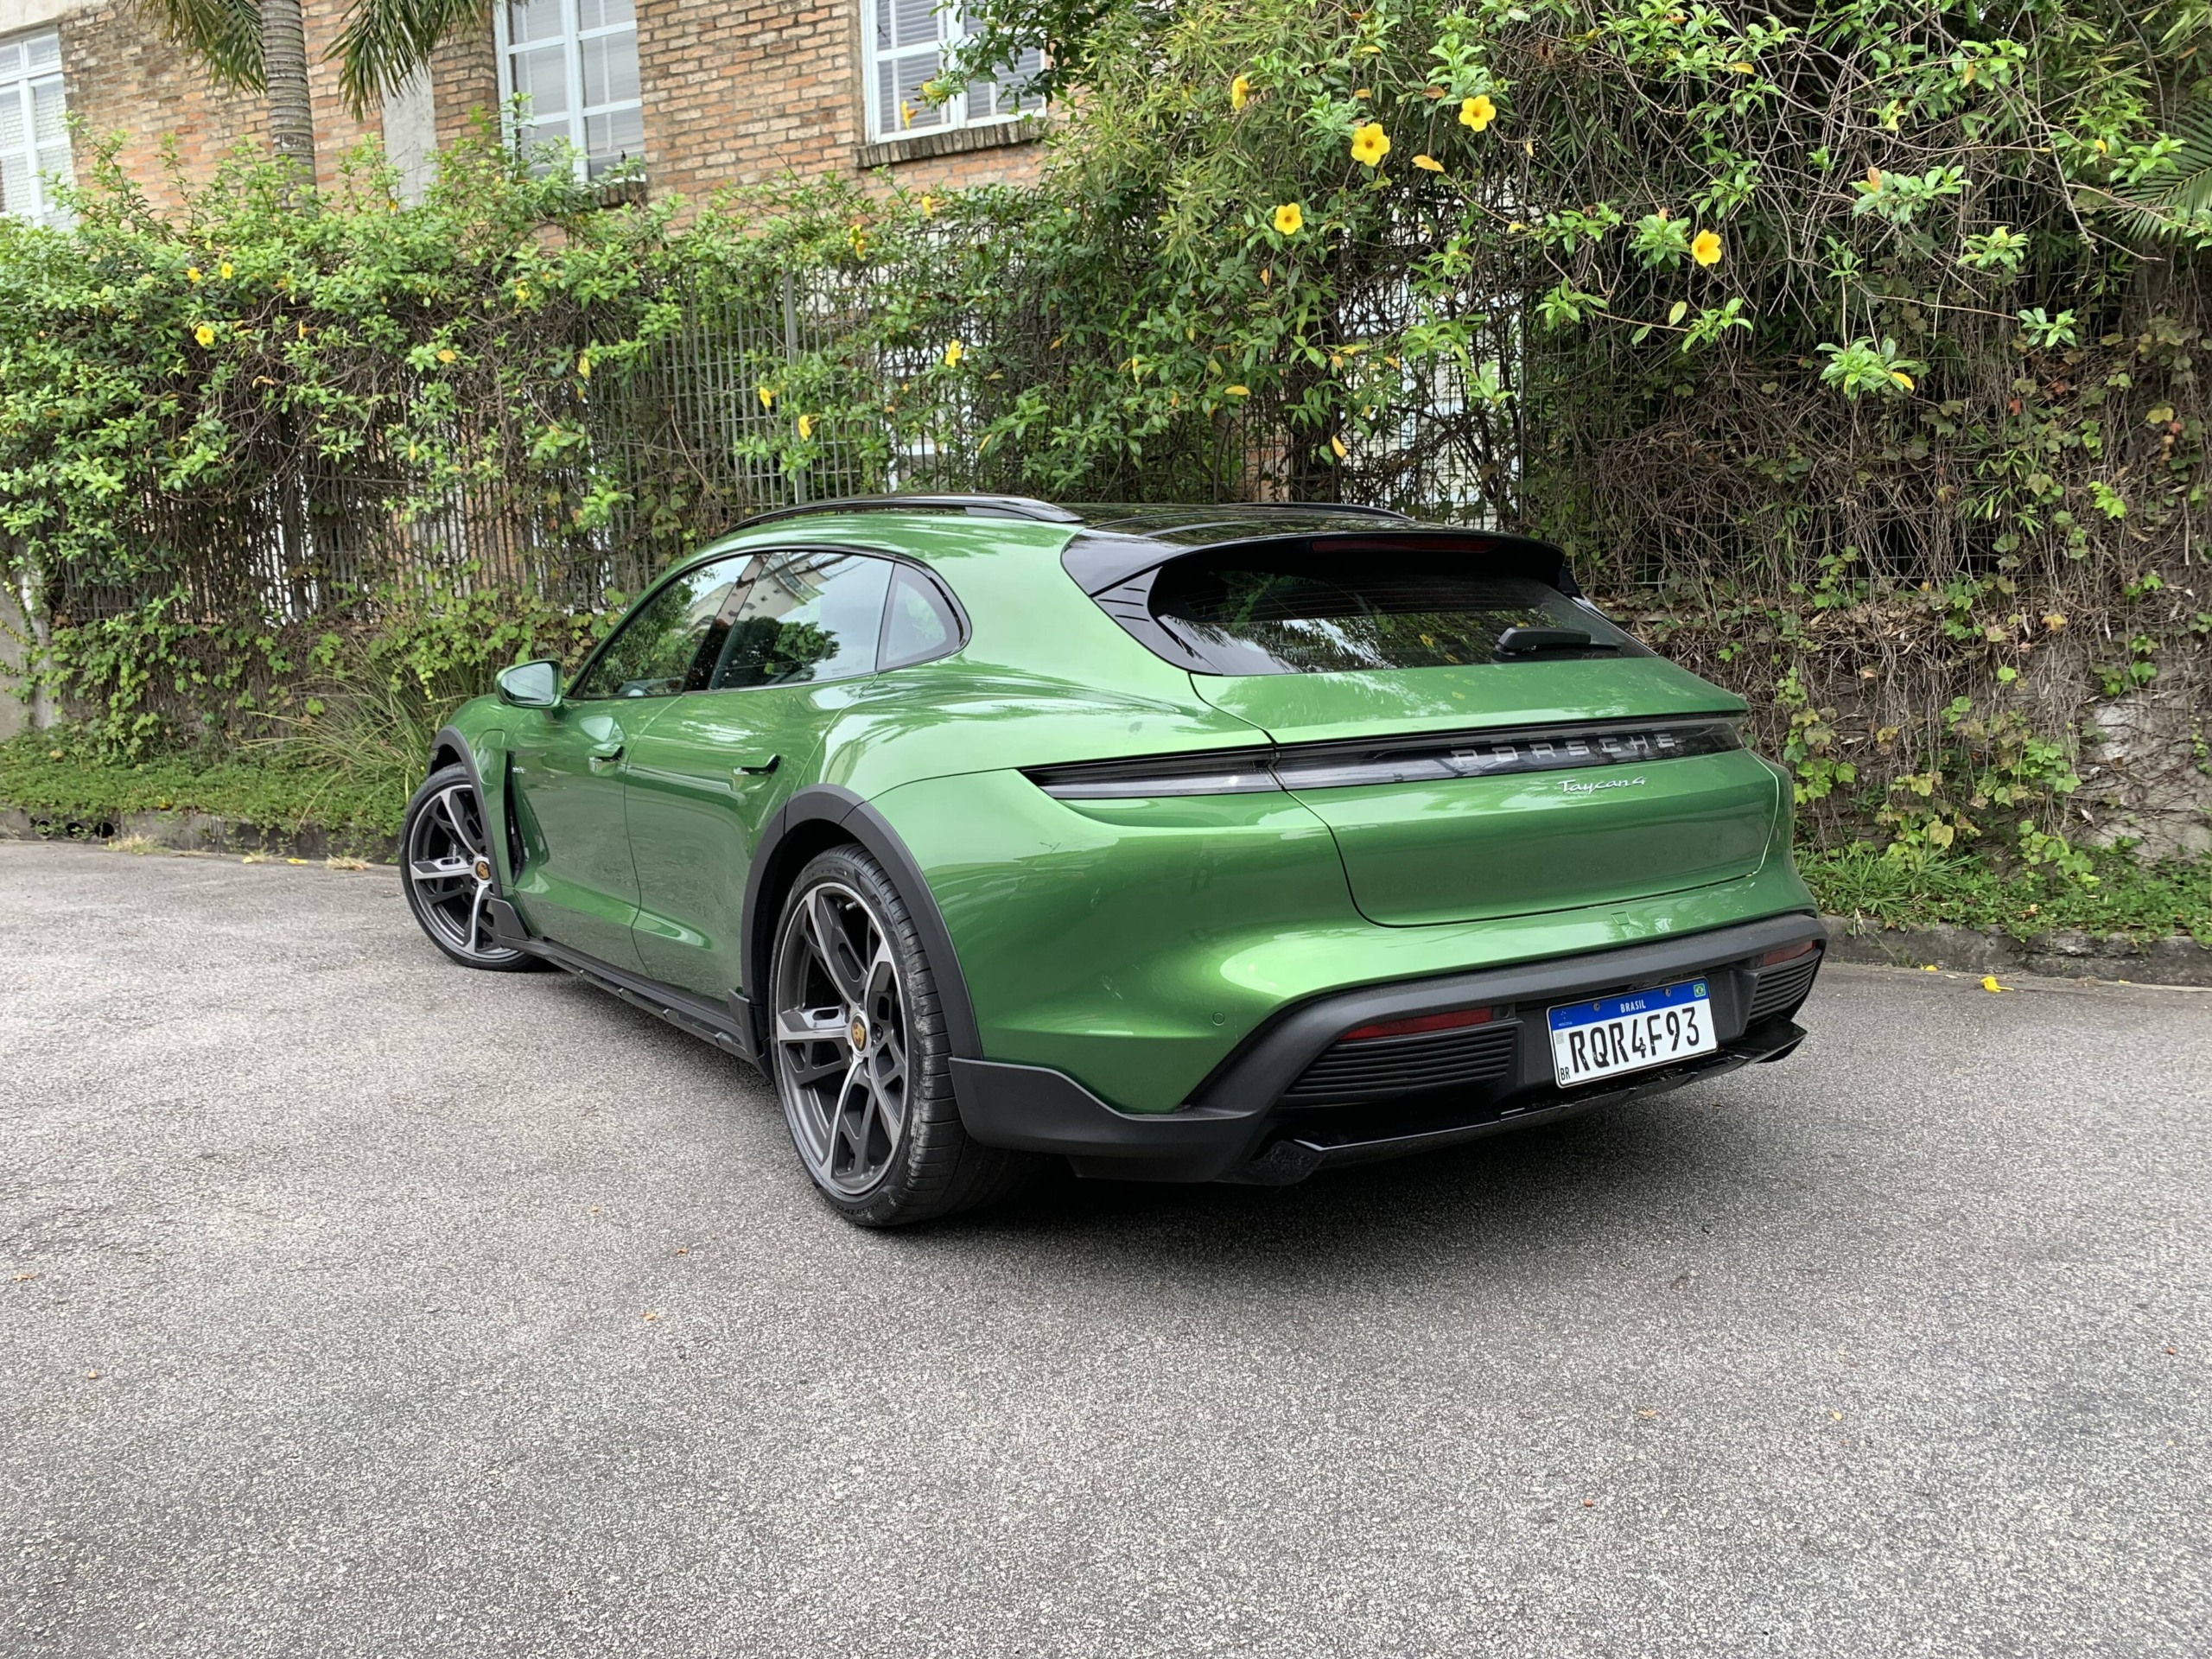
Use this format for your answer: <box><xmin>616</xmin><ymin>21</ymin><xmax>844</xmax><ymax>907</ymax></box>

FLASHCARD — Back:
<box><xmin>135</xmin><ymin>0</ymin><xmax>265</xmax><ymax>91</ymax></box>
<box><xmin>2154</xmin><ymin>104</ymin><xmax>2212</xmax><ymax>215</ymax></box>
<box><xmin>2101</xmin><ymin>101</ymin><xmax>2212</xmax><ymax>238</ymax></box>
<box><xmin>331</xmin><ymin>0</ymin><xmax>488</xmax><ymax>117</ymax></box>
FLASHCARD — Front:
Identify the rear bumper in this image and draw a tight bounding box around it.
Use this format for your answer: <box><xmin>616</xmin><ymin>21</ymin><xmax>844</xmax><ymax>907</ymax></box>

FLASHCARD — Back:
<box><xmin>951</xmin><ymin>912</ymin><xmax>1824</xmax><ymax>1184</ymax></box>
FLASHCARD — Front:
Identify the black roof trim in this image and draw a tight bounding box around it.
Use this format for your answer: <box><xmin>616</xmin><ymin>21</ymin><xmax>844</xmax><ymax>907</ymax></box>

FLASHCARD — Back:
<box><xmin>737</xmin><ymin>493</ymin><xmax>1084</xmax><ymax>529</ymax></box>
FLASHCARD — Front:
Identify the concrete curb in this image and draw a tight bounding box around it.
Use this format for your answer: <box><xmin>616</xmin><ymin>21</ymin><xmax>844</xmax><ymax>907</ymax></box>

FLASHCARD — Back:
<box><xmin>1822</xmin><ymin>916</ymin><xmax>2211</xmax><ymax>988</ymax></box>
<box><xmin>0</xmin><ymin>803</ymin><xmax>398</xmax><ymax>864</ymax></box>
<box><xmin>5</xmin><ymin>800</ymin><xmax>2206</xmax><ymax>987</ymax></box>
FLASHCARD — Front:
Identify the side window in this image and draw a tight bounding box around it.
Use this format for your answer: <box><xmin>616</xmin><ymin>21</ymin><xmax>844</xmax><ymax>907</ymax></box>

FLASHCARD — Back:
<box><xmin>880</xmin><ymin>564</ymin><xmax>961</xmax><ymax>669</ymax></box>
<box><xmin>706</xmin><ymin>551</ymin><xmax>893</xmax><ymax>690</ymax></box>
<box><xmin>570</xmin><ymin>556</ymin><xmax>746</xmax><ymax>700</ymax></box>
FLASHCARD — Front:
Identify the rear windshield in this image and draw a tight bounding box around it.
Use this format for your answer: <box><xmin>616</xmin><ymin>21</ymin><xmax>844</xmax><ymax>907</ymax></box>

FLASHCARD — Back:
<box><xmin>1148</xmin><ymin>551</ymin><xmax>1642</xmax><ymax>676</ymax></box>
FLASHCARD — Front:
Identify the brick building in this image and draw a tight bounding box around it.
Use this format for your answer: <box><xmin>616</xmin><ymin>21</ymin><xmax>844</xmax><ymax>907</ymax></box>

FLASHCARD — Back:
<box><xmin>0</xmin><ymin>0</ymin><xmax>1045</xmax><ymax>223</ymax></box>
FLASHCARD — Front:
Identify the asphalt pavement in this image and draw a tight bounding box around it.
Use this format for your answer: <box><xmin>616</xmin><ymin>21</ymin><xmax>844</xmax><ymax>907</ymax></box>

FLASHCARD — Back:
<box><xmin>3</xmin><ymin>840</ymin><xmax>2208</xmax><ymax>1656</ymax></box>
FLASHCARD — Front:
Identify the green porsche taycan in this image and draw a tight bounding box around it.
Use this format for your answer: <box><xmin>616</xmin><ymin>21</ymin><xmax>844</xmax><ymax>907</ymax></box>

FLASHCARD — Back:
<box><xmin>402</xmin><ymin>495</ymin><xmax>1825</xmax><ymax>1224</ymax></box>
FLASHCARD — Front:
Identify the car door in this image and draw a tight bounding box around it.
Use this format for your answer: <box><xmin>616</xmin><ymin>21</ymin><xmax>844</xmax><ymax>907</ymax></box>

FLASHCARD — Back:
<box><xmin>505</xmin><ymin>554</ymin><xmax>748</xmax><ymax>969</ymax></box>
<box><xmin>622</xmin><ymin>547</ymin><xmax>913</xmax><ymax>1001</ymax></box>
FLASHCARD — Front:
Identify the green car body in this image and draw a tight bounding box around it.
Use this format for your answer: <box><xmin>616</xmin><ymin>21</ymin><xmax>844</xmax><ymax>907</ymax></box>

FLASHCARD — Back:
<box><xmin>419</xmin><ymin>498</ymin><xmax>1823</xmax><ymax>1195</ymax></box>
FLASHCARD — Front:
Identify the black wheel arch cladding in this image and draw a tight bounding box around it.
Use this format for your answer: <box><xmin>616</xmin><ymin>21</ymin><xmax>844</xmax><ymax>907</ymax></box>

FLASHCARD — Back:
<box><xmin>741</xmin><ymin>785</ymin><xmax>984</xmax><ymax>1062</ymax></box>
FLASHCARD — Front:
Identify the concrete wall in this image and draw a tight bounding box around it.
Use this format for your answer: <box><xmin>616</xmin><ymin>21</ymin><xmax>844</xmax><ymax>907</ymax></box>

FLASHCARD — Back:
<box><xmin>0</xmin><ymin>581</ymin><xmax>32</xmax><ymax>742</ymax></box>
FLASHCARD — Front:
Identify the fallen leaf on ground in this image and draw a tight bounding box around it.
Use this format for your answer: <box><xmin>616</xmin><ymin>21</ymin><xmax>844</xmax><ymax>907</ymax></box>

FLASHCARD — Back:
<box><xmin>641</xmin><ymin>1310</ymin><xmax>660</xmax><ymax>1321</ymax></box>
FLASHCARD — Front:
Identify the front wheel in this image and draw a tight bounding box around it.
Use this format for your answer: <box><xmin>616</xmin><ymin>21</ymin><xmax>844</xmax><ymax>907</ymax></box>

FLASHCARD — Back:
<box><xmin>769</xmin><ymin>845</ymin><xmax>1033</xmax><ymax>1226</ymax></box>
<box><xmin>399</xmin><ymin>763</ymin><xmax>537</xmax><ymax>972</ymax></box>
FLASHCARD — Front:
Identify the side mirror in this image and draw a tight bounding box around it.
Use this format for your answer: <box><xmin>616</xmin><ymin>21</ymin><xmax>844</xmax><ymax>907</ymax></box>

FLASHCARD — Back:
<box><xmin>496</xmin><ymin>658</ymin><xmax>562</xmax><ymax>709</ymax></box>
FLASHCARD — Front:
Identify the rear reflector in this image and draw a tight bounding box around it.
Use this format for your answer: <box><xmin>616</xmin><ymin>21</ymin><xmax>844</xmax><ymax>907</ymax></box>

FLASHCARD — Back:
<box><xmin>1759</xmin><ymin>938</ymin><xmax>1821</xmax><ymax>967</ymax></box>
<box><xmin>1341</xmin><ymin>1006</ymin><xmax>1496</xmax><ymax>1042</ymax></box>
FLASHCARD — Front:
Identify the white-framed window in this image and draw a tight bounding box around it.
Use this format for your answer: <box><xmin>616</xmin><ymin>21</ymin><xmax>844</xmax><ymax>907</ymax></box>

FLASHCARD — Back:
<box><xmin>494</xmin><ymin>0</ymin><xmax>644</xmax><ymax>181</ymax></box>
<box><xmin>0</xmin><ymin>29</ymin><xmax>71</xmax><ymax>229</ymax></box>
<box><xmin>866</xmin><ymin>2</ymin><xmax>1042</xmax><ymax>144</ymax></box>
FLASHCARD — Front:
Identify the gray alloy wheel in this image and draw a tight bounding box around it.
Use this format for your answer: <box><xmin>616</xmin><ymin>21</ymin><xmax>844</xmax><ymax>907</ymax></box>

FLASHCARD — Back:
<box><xmin>772</xmin><ymin>877</ymin><xmax>912</xmax><ymax>1198</ymax></box>
<box><xmin>768</xmin><ymin>845</ymin><xmax>1038</xmax><ymax>1225</ymax></box>
<box><xmin>399</xmin><ymin>763</ymin><xmax>534</xmax><ymax>971</ymax></box>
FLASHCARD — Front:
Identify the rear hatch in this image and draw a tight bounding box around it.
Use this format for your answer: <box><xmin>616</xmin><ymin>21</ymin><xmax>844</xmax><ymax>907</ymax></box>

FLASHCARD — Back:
<box><xmin>1094</xmin><ymin>531</ymin><xmax>1779</xmax><ymax>926</ymax></box>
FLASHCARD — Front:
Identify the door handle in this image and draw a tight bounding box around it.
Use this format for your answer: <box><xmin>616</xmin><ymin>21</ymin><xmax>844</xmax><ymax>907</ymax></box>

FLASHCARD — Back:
<box><xmin>588</xmin><ymin>744</ymin><xmax>625</xmax><ymax>772</ymax></box>
<box><xmin>732</xmin><ymin>755</ymin><xmax>780</xmax><ymax>779</ymax></box>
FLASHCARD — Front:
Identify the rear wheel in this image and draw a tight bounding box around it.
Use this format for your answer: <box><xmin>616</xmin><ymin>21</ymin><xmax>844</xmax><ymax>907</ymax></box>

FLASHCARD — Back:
<box><xmin>400</xmin><ymin>763</ymin><xmax>536</xmax><ymax>972</ymax></box>
<box><xmin>770</xmin><ymin>845</ymin><xmax>1032</xmax><ymax>1226</ymax></box>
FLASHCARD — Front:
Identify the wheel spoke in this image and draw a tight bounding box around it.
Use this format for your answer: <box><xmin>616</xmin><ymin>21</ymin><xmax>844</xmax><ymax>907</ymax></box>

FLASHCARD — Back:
<box><xmin>868</xmin><ymin>1052</ymin><xmax>906</xmax><ymax>1143</ymax></box>
<box><xmin>806</xmin><ymin>890</ymin><xmax>868</xmax><ymax>1006</ymax></box>
<box><xmin>433</xmin><ymin>785</ymin><xmax>483</xmax><ymax>861</ymax></box>
<box><xmin>410</xmin><ymin>855</ymin><xmax>473</xmax><ymax>885</ymax></box>
<box><xmin>833</xmin><ymin>1058</ymin><xmax>873</xmax><ymax>1175</ymax></box>
<box><xmin>465</xmin><ymin>884</ymin><xmax>489</xmax><ymax>952</ymax></box>
<box><xmin>774</xmin><ymin>1007</ymin><xmax>850</xmax><ymax>1087</ymax></box>
<box><xmin>861</xmin><ymin>941</ymin><xmax>897</xmax><ymax>1022</ymax></box>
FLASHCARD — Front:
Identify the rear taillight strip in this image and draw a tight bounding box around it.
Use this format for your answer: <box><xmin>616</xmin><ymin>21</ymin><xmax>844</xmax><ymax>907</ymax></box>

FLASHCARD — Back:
<box><xmin>1025</xmin><ymin>716</ymin><xmax>1743</xmax><ymax>801</ymax></box>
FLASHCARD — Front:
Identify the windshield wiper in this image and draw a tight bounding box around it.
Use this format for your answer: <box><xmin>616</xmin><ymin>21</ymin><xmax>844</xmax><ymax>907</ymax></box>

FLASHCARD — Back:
<box><xmin>1495</xmin><ymin>626</ymin><xmax>1620</xmax><ymax>656</ymax></box>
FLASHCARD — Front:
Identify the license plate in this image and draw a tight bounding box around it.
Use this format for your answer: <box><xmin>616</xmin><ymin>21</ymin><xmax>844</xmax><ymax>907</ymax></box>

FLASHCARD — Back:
<box><xmin>1548</xmin><ymin>978</ymin><xmax>1717</xmax><ymax>1087</ymax></box>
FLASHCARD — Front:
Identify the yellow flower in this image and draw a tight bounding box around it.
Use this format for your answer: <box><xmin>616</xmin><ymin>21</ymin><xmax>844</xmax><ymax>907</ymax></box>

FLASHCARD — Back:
<box><xmin>1980</xmin><ymin>976</ymin><xmax>2005</xmax><ymax>993</ymax></box>
<box><xmin>944</xmin><ymin>339</ymin><xmax>964</xmax><ymax>367</ymax></box>
<box><xmin>1691</xmin><ymin>229</ymin><xmax>1724</xmax><ymax>266</ymax></box>
<box><xmin>1350</xmin><ymin>122</ymin><xmax>1391</xmax><ymax>167</ymax></box>
<box><xmin>1459</xmin><ymin>94</ymin><xmax>1496</xmax><ymax>133</ymax></box>
<box><xmin>219</xmin><ymin>261</ymin><xmax>233</xmax><ymax>279</ymax></box>
<box><xmin>193</xmin><ymin>323</ymin><xmax>215</xmax><ymax>346</ymax></box>
<box><xmin>1230</xmin><ymin>73</ymin><xmax>1252</xmax><ymax>111</ymax></box>
<box><xmin>1330</xmin><ymin>435</ymin><xmax>1348</xmax><ymax>460</ymax></box>
<box><xmin>436</xmin><ymin>348</ymin><xmax>456</xmax><ymax>365</ymax></box>
<box><xmin>798</xmin><ymin>413</ymin><xmax>815</xmax><ymax>440</ymax></box>
<box><xmin>514</xmin><ymin>281</ymin><xmax>531</xmax><ymax>301</ymax></box>
<box><xmin>1412</xmin><ymin>154</ymin><xmax>1444</xmax><ymax>173</ymax></box>
<box><xmin>1273</xmin><ymin>202</ymin><xmax>1305</xmax><ymax>236</ymax></box>
<box><xmin>758</xmin><ymin>385</ymin><xmax>776</xmax><ymax>410</ymax></box>
<box><xmin>297</xmin><ymin>321</ymin><xmax>308</xmax><ymax>340</ymax></box>
<box><xmin>576</xmin><ymin>352</ymin><xmax>592</xmax><ymax>379</ymax></box>
<box><xmin>901</xmin><ymin>100</ymin><xmax>916</xmax><ymax>129</ymax></box>
<box><xmin>918</xmin><ymin>193</ymin><xmax>938</xmax><ymax>217</ymax></box>
<box><xmin>187</xmin><ymin>267</ymin><xmax>203</xmax><ymax>285</ymax></box>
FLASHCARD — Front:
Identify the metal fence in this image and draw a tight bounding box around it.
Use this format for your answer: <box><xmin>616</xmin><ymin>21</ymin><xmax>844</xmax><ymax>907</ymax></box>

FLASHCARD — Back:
<box><xmin>42</xmin><ymin>241</ymin><xmax>1516</xmax><ymax>634</ymax></box>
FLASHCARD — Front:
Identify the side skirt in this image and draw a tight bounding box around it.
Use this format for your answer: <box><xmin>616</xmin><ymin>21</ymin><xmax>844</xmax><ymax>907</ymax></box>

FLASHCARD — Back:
<box><xmin>486</xmin><ymin>897</ymin><xmax>763</xmax><ymax>1071</ymax></box>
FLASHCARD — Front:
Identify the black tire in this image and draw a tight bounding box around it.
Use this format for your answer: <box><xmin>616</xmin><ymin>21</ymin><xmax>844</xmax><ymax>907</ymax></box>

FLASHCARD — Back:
<box><xmin>768</xmin><ymin>844</ymin><xmax>1035</xmax><ymax>1226</ymax></box>
<box><xmin>398</xmin><ymin>763</ymin><xmax>539</xmax><ymax>973</ymax></box>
